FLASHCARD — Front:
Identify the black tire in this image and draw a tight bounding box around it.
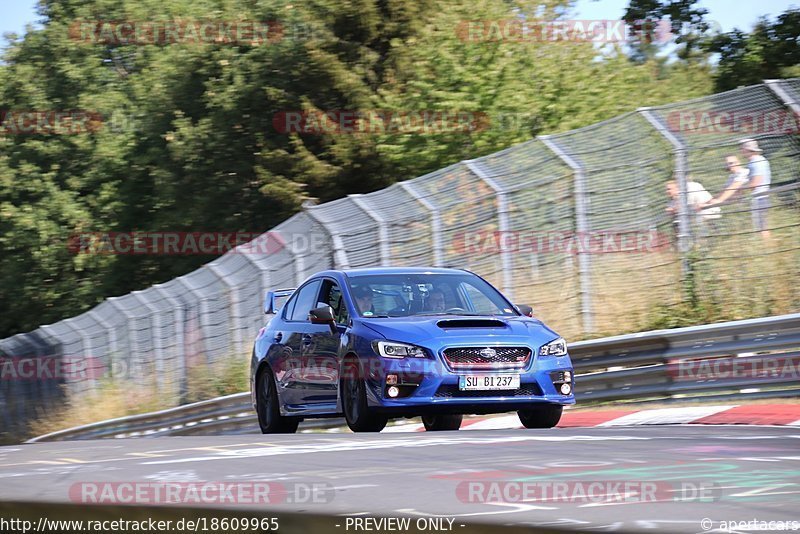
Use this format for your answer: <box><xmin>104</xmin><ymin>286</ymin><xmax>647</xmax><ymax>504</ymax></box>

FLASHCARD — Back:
<box><xmin>341</xmin><ymin>359</ymin><xmax>388</xmax><ymax>432</ymax></box>
<box><xmin>518</xmin><ymin>405</ymin><xmax>563</xmax><ymax>429</ymax></box>
<box><xmin>256</xmin><ymin>367</ymin><xmax>299</xmax><ymax>434</ymax></box>
<box><xmin>422</xmin><ymin>414</ymin><xmax>463</xmax><ymax>431</ymax></box>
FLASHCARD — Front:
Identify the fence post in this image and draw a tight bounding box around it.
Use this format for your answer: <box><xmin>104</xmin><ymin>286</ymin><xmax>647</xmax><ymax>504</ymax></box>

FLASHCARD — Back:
<box><xmin>105</xmin><ymin>297</ymin><xmax>147</xmax><ymax>387</ymax></box>
<box><xmin>63</xmin><ymin>318</ymin><xmax>98</xmax><ymax>393</ymax></box>
<box><xmin>234</xmin><ymin>244</ymin><xmax>272</xmax><ymax>300</ymax></box>
<box><xmin>464</xmin><ymin>159</ymin><xmax>514</xmax><ymax>299</ymax></box>
<box><xmin>764</xmin><ymin>79</ymin><xmax>800</xmax><ymax>116</ymax></box>
<box><xmin>304</xmin><ymin>207</ymin><xmax>350</xmax><ymax>271</ymax></box>
<box><xmin>399</xmin><ymin>181</ymin><xmax>444</xmax><ymax>267</ymax></box>
<box><xmin>131</xmin><ymin>292</ymin><xmax>165</xmax><ymax>393</ymax></box>
<box><xmin>153</xmin><ymin>285</ymin><xmax>187</xmax><ymax>403</ymax></box>
<box><xmin>348</xmin><ymin>194</ymin><xmax>391</xmax><ymax>266</ymax></box>
<box><xmin>539</xmin><ymin>136</ymin><xmax>594</xmax><ymax>336</ymax></box>
<box><xmin>88</xmin><ymin>310</ymin><xmax>118</xmax><ymax>370</ymax></box>
<box><xmin>638</xmin><ymin>107</ymin><xmax>692</xmax><ymax>275</ymax></box>
<box><xmin>206</xmin><ymin>263</ymin><xmax>244</xmax><ymax>357</ymax></box>
<box><xmin>176</xmin><ymin>277</ymin><xmax>212</xmax><ymax>369</ymax></box>
<box><xmin>239</xmin><ymin>250</ymin><xmax>272</xmax><ymax>331</ymax></box>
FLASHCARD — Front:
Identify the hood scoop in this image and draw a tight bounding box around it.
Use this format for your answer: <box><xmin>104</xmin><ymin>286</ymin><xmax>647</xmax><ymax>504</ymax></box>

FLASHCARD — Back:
<box><xmin>437</xmin><ymin>318</ymin><xmax>507</xmax><ymax>329</ymax></box>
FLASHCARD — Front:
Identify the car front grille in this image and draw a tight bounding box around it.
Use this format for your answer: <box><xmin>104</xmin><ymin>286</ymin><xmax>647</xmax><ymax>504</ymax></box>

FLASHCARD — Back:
<box><xmin>433</xmin><ymin>383</ymin><xmax>543</xmax><ymax>398</ymax></box>
<box><xmin>442</xmin><ymin>346</ymin><xmax>531</xmax><ymax>370</ymax></box>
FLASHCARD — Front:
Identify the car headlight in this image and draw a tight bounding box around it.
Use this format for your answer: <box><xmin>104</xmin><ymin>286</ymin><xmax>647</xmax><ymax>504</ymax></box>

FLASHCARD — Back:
<box><xmin>372</xmin><ymin>340</ymin><xmax>427</xmax><ymax>359</ymax></box>
<box><xmin>539</xmin><ymin>337</ymin><xmax>568</xmax><ymax>357</ymax></box>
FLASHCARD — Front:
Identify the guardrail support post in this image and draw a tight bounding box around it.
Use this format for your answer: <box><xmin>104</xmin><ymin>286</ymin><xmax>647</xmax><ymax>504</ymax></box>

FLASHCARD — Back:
<box><xmin>539</xmin><ymin>136</ymin><xmax>594</xmax><ymax>336</ymax></box>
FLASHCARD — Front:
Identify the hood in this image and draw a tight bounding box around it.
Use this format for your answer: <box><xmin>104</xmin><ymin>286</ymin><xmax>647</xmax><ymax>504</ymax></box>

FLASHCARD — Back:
<box><xmin>358</xmin><ymin>315</ymin><xmax>560</xmax><ymax>349</ymax></box>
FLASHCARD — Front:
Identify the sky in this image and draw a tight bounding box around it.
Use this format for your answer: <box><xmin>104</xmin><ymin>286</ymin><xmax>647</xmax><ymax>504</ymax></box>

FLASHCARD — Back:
<box><xmin>1</xmin><ymin>0</ymin><xmax>799</xmax><ymax>39</ymax></box>
<box><xmin>573</xmin><ymin>0</ymin><xmax>798</xmax><ymax>33</ymax></box>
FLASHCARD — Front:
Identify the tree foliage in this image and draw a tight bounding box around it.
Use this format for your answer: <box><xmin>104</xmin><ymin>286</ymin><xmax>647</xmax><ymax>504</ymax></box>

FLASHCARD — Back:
<box><xmin>703</xmin><ymin>9</ymin><xmax>800</xmax><ymax>91</ymax></box>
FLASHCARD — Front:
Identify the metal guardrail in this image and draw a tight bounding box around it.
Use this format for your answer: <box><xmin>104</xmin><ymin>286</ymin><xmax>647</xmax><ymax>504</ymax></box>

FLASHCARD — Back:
<box><xmin>570</xmin><ymin>312</ymin><xmax>800</xmax><ymax>403</ymax></box>
<box><xmin>27</xmin><ymin>392</ymin><xmax>347</xmax><ymax>442</ymax></box>
<box><xmin>28</xmin><ymin>313</ymin><xmax>800</xmax><ymax>442</ymax></box>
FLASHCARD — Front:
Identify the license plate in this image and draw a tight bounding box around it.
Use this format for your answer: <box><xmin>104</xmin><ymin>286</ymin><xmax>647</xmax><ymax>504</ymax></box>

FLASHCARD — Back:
<box><xmin>459</xmin><ymin>374</ymin><xmax>520</xmax><ymax>391</ymax></box>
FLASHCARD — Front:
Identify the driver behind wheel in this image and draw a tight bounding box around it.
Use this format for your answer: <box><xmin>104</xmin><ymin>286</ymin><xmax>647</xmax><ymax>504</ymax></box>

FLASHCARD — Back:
<box><xmin>425</xmin><ymin>288</ymin><xmax>446</xmax><ymax>313</ymax></box>
<box><xmin>353</xmin><ymin>285</ymin><xmax>375</xmax><ymax>316</ymax></box>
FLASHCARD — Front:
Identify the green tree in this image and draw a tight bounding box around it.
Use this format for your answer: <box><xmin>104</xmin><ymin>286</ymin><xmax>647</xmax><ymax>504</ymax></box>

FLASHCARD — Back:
<box><xmin>623</xmin><ymin>0</ymin><xmax>711</xmax><ymax>62</ymax></box>
<box><xmin>703</xmin><ymin>9</ymin><xmax>800</xmax><ymax>91</ymax></box>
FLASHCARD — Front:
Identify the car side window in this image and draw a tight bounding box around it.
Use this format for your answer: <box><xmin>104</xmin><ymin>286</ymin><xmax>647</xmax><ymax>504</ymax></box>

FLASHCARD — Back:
<box><xmin>288</xmin><ymin>280</ymin><xmax>322</xmax><ymax>322</ymax></box>
<box><xmin>319</xmin><ymin>279</ymin><xmax>348</xmax><ymax>325</ymax></box>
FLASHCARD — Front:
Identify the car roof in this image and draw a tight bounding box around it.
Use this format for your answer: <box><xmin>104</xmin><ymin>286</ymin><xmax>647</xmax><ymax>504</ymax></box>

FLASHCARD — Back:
<box><xmin>342</xmin><ymin>267</ymin><xmax>468</xmax><ymax>276</ymax></box>
<box><xmin>309</xmin><ymin>267</ymin><xmax>470</xmax><ymax>278</ymax></box>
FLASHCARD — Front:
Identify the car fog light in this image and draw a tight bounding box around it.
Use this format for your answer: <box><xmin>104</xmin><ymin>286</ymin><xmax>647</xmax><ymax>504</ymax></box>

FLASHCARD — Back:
<box><xmin>560</xmin><ymin>383</ymin><xmax>572</xmax><ymax>395</ymax></box>
<box><xmin>387</xmin><ymin>386</ymin><xmax>400</xmax><ymax>398</ymax></box>
<box><xmin>386</xmin><ymin>374</ymin><xmax>398</xmax><ymax>385</ymax></box>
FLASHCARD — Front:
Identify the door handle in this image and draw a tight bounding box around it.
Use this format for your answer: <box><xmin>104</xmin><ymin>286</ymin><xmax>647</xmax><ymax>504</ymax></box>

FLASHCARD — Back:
<box><xmin>274</xmin><ymin>332</ymin><xmax>283</xmax><ymax>342</ymax></box>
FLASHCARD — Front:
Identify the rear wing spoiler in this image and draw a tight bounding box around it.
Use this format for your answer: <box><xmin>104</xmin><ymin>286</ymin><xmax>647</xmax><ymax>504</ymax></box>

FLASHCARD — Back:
<box><xmin>264</xmin><ymin>288</ymin><xmax>295</xmax><ymax>315</ymax></box>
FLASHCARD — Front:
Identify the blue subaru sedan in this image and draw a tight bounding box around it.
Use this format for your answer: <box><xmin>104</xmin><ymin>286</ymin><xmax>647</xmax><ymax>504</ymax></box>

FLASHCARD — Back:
<box><xmin>250</xmin><ymin>267</ymin><xmax>575</xmax><ymax>433</ymax></box>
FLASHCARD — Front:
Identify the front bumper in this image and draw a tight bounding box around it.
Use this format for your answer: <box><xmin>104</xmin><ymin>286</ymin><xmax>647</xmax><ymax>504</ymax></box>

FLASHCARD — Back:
<box><xmin>363</xmin><ymin>353</ymin><xmax>575</xmax><ymax>415</ymax></box>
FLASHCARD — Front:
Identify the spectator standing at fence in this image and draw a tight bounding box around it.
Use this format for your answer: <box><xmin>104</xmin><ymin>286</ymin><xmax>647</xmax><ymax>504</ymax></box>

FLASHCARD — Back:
<box><xmin>700</xmin><ymin>155</ymin><xmax>749</xmax><ymax>227</ymax></box>
<box><xmin>665</xmin><ymin>178</ymin><xmax>720</xmax><ymax>238</ymax></box>
<box><xmin>722</xmin><ymin>155</ymin><xmax>750</xmax><ymax>201</ymax></box>
<box><xmin>703</xmin><ymin>140</ymin><xmax>771</xmax><ymax>240</ymax></box>
<box><xmin>742</xmin><ymin>139</ymin><xmax>772</xmax><ymax>240</ymax></box>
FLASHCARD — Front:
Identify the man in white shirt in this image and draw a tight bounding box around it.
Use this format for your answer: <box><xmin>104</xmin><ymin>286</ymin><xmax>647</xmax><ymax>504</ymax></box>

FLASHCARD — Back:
<box><xmin>666</xmin><ymin>178</ymin><xmax>721</xmax><ymax>238</ymax></box>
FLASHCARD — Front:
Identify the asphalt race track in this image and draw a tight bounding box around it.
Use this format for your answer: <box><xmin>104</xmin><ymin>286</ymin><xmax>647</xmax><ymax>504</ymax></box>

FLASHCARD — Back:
<box><xmin>1</xmin><ymin>425</ymin><xmax>798</xmax><ymax>532</ymax></box>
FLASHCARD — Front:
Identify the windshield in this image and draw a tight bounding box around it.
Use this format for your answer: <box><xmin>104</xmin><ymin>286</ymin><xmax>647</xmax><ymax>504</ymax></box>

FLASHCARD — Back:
<box><xmin>347</xmin><ymin>272</ymin><xmax>518</xmax><ymax>318</ymax></box>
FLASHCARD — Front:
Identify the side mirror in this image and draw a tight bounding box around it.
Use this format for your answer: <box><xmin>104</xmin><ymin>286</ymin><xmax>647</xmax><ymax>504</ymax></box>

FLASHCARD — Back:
<box><xmin>516</xmin><ymin>304</ymin><xmax>534</xmax><ymax>317</ymax></box>
<box><xmin>264</xmin><ymin>288</ymin><xmax>295</xmax><ymax>315</ymax></box>
<box><xmin>309</xmin><ymin>305</ymin><xmax>337</xmax><ymax>333</ymax></box>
